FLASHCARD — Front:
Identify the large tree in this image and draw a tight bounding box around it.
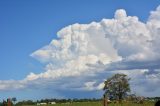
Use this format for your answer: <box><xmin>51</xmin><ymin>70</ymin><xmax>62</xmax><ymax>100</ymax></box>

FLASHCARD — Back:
<box><xmin>103</xmin><ymin>73</ymin><xmax>130</xmax><ymax>102</ymax></box>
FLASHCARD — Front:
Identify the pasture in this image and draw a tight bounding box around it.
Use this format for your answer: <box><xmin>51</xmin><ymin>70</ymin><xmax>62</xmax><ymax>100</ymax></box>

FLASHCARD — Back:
<box><xmin>23</xmin><ymin>101</ymin><xmax>155</xmax><ymax>106</ymax></box>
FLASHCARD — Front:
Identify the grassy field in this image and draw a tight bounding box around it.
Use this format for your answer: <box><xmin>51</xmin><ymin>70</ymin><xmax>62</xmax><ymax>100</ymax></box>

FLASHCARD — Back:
<box><xmin>23</xmin><ymin>101</ymin><xmax>155</xmax><ymax>106</ymax></box>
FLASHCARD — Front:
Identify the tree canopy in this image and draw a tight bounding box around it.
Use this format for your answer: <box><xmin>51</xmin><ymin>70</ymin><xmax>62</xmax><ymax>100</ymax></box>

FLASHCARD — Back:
<box><xmin>103</xmin><ymin>73</ymin><xmax>130</xmax><ymax>101</ymax></box>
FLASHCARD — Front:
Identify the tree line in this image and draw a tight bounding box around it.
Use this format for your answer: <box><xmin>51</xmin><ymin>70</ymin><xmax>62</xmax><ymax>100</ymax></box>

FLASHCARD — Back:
<box><xmin>0</xmin><ymin>98</ymin><xmax>102</xmax><ymax>106</ymax></box>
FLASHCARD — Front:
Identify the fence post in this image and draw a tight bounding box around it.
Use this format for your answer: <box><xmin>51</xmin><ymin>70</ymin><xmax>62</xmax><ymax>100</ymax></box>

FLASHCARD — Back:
<box><xmin>103</xmin><ymin>94</ymin><xmax>108</xmax><ymax>106</ymax></box>
<box><xmin>7</xmin><ymin>98</ymin><xmax>11</xmax><ymax>106</ymax></box>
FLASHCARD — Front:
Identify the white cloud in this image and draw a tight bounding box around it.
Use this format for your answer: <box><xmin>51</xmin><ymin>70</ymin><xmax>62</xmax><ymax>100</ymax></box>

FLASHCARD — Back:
<box><xmin>114</xmin><ymin>9</ymin><xmax>127</xmax><ymax>19</ymax></box>
<box><xmin>1</xmin><ymin>6</ymin><xmax>160</xmax><ymax>97</ymax></box>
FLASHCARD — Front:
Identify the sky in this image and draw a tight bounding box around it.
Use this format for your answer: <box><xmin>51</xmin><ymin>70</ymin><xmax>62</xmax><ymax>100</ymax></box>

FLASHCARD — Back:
<box><xmin>0</xmin><ymin>0</ymin><xmax>160</xmax><ymax>101</ymax></box>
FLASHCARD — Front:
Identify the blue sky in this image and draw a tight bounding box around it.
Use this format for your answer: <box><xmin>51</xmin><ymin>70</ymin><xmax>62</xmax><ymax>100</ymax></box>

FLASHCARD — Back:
<box><xmin>0</xmin><ymin>0</ymin><xmax>160</xmax><ymax>101</ymax></box>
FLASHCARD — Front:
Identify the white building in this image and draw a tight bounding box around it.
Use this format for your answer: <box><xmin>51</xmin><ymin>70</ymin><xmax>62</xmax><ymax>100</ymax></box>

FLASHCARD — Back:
<box><xmin>50</xmin><ymin>102</ymin><xmax>56</xmax><ymax>104</ymax></box>
<box><xmin>37</xmin><ymin>102</ymin><xmax>47</xmax><ymax>105</ymax></box>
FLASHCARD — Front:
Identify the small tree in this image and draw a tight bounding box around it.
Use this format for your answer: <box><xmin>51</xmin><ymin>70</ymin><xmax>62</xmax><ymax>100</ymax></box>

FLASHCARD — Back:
<box><xmin>103</xmin><ymin>73</ymin><xmax>130</xmax><ymax>102</ymax></box>
<box><xmin>12</xmin><ymin>97</ymin><xmax>17</xmax><ymax>105</ymax></box>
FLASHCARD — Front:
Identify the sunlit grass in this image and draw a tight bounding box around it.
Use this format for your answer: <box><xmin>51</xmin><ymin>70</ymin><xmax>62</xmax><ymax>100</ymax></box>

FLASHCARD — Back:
<box><xmin>23</xmin><ymin>101</ymin><xmax>155</xmax><ymax>106</ymax></box>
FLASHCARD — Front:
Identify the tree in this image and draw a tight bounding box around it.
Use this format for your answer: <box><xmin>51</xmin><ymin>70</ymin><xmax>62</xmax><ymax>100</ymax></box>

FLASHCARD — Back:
<box><xmin>12</xmin><ymin>97</ymin><xmax>17</xmax><ymax>105</ymax></box>
<box><xmin>16</xmin><ymin>100</ymin><xmax>35</xmax><ymax>106</ymax></box>
<box><xmin>103</xmin><ymin>73</ymin><xmax>130</xmax><ymax>102</ymax></box>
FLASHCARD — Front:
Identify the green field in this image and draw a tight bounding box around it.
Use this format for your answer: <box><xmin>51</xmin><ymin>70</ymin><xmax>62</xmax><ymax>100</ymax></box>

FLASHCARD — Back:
<box><xmin>23</xmin><ymin>101</ymin><xmax>155</xmax><ymax>106</ymax></box>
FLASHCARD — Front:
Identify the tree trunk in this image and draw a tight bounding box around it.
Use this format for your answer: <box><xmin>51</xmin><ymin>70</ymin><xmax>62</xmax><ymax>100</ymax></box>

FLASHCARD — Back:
<box><xmin>103</xmin><ymin>94</ymin><xmax>108</xmax><ymax>106</ymax></box>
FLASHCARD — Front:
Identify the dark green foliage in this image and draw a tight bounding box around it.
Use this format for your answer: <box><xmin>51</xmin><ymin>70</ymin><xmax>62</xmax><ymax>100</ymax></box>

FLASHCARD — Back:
<box><xmin>104</xmin><ymin>73</ymin><xmax>130</xmax><ymax>101</ymax></box>
<box><xmin>14</xmin><ymin>98</ymin><xmax>101</xmax><ymax>106</ymax></box>
<box><xmin>12</xmin><ymin>97</ymin><xmax>17</xmax><ymax>106</ymax></box>
<box><xmin>12</xmin><ymin>97</ymin><xmax>17</xmax><ymax>103</ymax></box>
<box><xmin>15</xmin><ymin>100</ymin><xmax>35</xmax><ymax>106</ymax></box>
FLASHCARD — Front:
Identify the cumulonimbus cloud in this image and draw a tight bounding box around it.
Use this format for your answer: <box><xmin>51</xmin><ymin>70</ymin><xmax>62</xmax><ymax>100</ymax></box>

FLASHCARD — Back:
<box><xmin>1</xmin><ymin>6</ymin><xmax>160</xmax><ymax>97</ymax></box>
